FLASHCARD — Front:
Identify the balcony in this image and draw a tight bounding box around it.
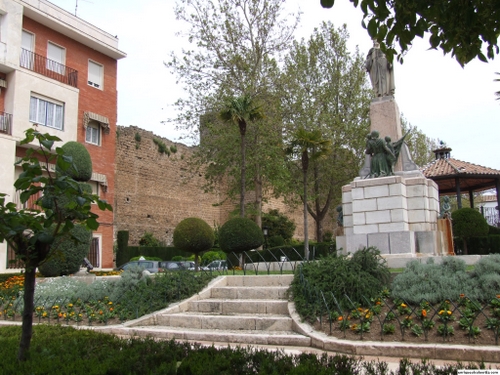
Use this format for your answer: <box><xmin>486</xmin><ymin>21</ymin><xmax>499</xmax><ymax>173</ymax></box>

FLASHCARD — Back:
<box><xmin>20</xmin><ymin>49</ymin><xmax>78</xmax><ymax>88</ymax></box>
<box><xmin>0</xmin><ymin>111</ymin><xmax>12</xmax><ymax>135</ymax></box>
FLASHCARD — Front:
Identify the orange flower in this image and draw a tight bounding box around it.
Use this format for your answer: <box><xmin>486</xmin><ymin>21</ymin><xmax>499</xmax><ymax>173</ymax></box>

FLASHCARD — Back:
<box><xmin>375</xmin><ymin>301</ymin><xmax>381</xmax><ymax>305</ymax></box>
<box><xmin>421</xmin><ymin>309</ymin><xmax>427</xmax><ymax>318</ymax></box>
<box><xmin>109</xmin><ymin>307</ymin><xmax>114</xmax><ymax>312</ymax></box>
<box><xmin>99</xmin><ymin>310</ymin><xmax>103</xmax><ymax>315</ymax></box>
<box><xmin>338</xmin><ymin>316</ymin><xmax>343</xmax><ymax>321</ymax></box>
<box><xmin>58</xmin><ymin>313</ymin><xmax>63</xmax><ymax>318</ymax></box>
<box><xmin>459</xmin><ymin>294</ymin><xmax>465</xmax><ymax>298</ymax></box>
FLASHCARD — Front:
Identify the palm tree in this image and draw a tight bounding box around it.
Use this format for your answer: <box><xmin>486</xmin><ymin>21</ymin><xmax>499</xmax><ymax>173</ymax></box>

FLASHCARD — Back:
<box><xmin>220</xmin><ymin>95</ymin><xmax>263</xmax><ymax>217</ymax></box>
<box><xmin>288</xmin><ymin>128</ymin><xmax>331</xmax><ymax>259</ymax></box>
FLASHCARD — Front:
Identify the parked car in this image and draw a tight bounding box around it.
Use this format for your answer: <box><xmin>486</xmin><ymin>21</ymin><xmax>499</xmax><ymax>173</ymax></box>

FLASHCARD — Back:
<box><xmin>116</xmin><ymin>260</ymin><xmax>162</xmax><ymax>273</ymax></box>
<box><xmin>202</xmin><ymin>260</ymin><xmax>227</xmax><ymax>271</ymax></box>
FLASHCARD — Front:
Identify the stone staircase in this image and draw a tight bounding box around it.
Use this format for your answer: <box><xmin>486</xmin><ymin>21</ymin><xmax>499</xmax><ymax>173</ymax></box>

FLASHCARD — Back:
<box><xmin>103</xmin><ymin>274</ymin><xmax>311</xmax><ymax>347</ymax></box>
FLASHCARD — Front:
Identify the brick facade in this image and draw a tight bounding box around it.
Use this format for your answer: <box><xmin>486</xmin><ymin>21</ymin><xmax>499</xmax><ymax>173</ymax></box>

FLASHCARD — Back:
<box><xmin>115</xmin><ymin>126</ymin><xmax>324</xmax><ymax>246</ymax></box>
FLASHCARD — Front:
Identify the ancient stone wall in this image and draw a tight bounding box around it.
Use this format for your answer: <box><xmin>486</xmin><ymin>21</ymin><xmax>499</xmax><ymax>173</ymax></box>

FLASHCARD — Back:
<box><xmin>115</xmin><ymin>126</ymin><xmax>329</xmax><ymax>246</ymax></box>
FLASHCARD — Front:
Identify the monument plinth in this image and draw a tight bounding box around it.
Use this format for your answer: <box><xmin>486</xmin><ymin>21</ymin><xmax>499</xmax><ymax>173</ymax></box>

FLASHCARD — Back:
<box><xmin>337</xmin><ymin>41</ymin><xmax>442</xmax><ymax>259</ymax></box>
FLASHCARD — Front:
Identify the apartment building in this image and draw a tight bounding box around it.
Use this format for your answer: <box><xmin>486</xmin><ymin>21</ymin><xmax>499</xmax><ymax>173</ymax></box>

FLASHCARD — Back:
<box><xmin>0</xmin><ymin>0</ymin><xmax>126</xmax><ymax>273</ymax></box>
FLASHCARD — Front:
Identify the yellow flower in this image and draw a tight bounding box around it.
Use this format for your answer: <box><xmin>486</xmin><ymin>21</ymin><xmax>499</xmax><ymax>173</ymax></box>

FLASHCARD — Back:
<box><xmin>108</xmin><ymin>301</ymin><xmax>113</xmax><ymax>305</ymax></box>
<box><xmin>447</xmin><ymin>310</ymin><xmax>452</xmax><ymax>315</ymax></box>
<box><xmin>438</xmin><ymin>310</ymin><xmax>444</xmax><ymax>315</ymax></box>
<box><xmin>68</xmin><ymin>303</ymin><xmax>73</xmax><ymax>308</ymax></box>
<box><xmin>400</xmin><ymin>303</ymin><xmax>407</xmax><ymax>308</ymax></box>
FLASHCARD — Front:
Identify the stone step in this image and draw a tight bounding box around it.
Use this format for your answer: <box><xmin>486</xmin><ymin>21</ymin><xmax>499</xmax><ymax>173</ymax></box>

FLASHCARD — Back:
<box><xmin>156</xmin><ymin>313</ymin><xmax>293</xmax><ymax>331</ymax></box>
<box><xmin>105</xmin><ymin>326</ymin><xmax>311</xmax><ymax>347</ymax></box>
<box><xmin>188</xmin><ymin>299</ymin><xmax>289</xmax><ymax>315</ymax></box>
<box><xmin>210</xmin><ymin>286</ymin><xmax>288</xmax><ymax>300</ymax></box>
<box><xmin>225</xmin><ymin>274</ymin><xmax>294</xmax><ymax>287</ymax></box>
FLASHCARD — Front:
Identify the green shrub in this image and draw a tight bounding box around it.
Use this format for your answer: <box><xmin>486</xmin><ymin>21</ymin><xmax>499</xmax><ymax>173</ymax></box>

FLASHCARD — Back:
<box><xmin>38</xmin><ymin>224</ymin><xmax>92</xmax><ymax>277</ymax></box>
<box><xmin>57</xmin><ymin>141</ymin><xmax>92</xmax><ymax>181</ymax></box>
<box><xmin>291</xmin><ymin>247</ymin><xmax>390</xmax><ymax>316</ymax></box>
<box><xmin>201</xmin><ymin>250</ymin><xmax>226</xmax><ymax>265</ymax></box>
<box><xmin>173</xmin><ymin>218</ymin><xmax>215</xmax><ymax>268</ymax></box>
<box><xmin>219</xmin><ymin>217</ymin><xmax>264</xmax><ymax>253</ymax></box>
<box><xmin>490</xmin><ymin>235</ymin><xmax>500</xmax><ymax>253</ymax></box>
<box><xmin>116</xmin><ymin>230</ymin><xmax>129</xmax><ymax>267</ymax></box>
<box><xmin>267</xmin><ymin>235</ymin><xmax>285</xmax><ymax>248</ymax></box>
<box><xmin>139</xmin><ymin>231</ymin><xmax>162</xmax><ymax>247</ymax></box>
<box><xmin>452</xmin><ymin>208</ymin><xmax>489</xmax><ymax>255</ymax></box>
<box><xmin>489</xmin><ymin>225</ymin><xmax>500</xmax><ymax>235</ymax></box>
<box><xmin>262</xmin><ymin>209</ymin><xmax>296</xmax><ymax>243</ymax></box>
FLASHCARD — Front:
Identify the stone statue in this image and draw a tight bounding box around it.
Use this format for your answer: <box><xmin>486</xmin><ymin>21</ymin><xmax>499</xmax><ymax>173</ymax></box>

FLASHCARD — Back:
<box><xmin>385</xmin><ymin>136</ymin><xmax>396</xmax><ymax>175</ymax></box>
<box><xmin>336</xmin><ymin>205</ymin><xmax>343</xmax><ymax>227</ymax></box>
<box><xmin>365</xmin><ymin>41</ymin><xmax>395</xmax><ymax>98</ymax></box>
<box><xmin>440</xmin><ymin>196</ymin><xmax>451</xmax><ymax>218</ymax></box>
<box><xmin>366</xmin><ymin>130</ymin><xmax>394</xmax><ymax>178</ymax></box>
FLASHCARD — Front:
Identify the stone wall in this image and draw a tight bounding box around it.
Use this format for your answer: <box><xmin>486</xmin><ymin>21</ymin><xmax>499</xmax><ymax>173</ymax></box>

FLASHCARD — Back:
<box><xmin>115</xmin><ymin>126</ymin><xmax>325</xmax><ymax>246</ymax></box>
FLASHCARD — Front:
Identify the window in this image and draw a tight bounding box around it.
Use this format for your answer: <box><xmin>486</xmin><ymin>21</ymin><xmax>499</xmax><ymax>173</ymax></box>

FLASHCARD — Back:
<box><xmin>21</xmin><ymin>30</ymin><xmax>34</xmax><ymax>69</ymax></box>
<box><xmin>47</xmin><ymin>42</ymin><xmax>65</xmax><ymax>75</ymax></box>
<box><xmin>85</xmin><ymin>121</ymin><xmax>101</xmax><ymax>145</ymax></box>
<box><xmin>87</xmin><ymin>237</ymin><xmax>100</xmax><ymax>268</ymax></box>
<box><xmin>29</xmin><ymin>96</ymin><xmax>64</xmax><ymax>130</ymax></box>
<box><xmin>88</xmin><ymin>60</ymin><xmax>103</xmax><ymax>89</ymax></box>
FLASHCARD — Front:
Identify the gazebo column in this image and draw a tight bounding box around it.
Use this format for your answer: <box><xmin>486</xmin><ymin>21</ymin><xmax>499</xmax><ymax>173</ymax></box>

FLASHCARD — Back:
<box><xmin>496</xmin><ymin>178</ymin><xmax>500</xmax><ymax>224</ymax></box>
<box><xmin>456</xmin><ymin>177</ymin><xmax>462</xmax><ymax>209</ymax></box>
<box><xmin>469</xmin><ymin>190</ymin><xmax>474</xmax><ymax>208</ymax></box>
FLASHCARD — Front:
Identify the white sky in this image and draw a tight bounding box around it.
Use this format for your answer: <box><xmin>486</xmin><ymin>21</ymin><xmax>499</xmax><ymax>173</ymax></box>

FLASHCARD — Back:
<box><xmin>48</xmin><ymin>0</ymin><xmax>500</xmax><ymax>170</ymax></box>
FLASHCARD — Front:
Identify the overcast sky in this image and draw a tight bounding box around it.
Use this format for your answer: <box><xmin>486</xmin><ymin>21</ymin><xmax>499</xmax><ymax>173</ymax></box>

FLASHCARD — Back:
<box><xmin>48</xmin><ymin>0</ymin><xmax>500</xmax><ymax>170</ymax></box>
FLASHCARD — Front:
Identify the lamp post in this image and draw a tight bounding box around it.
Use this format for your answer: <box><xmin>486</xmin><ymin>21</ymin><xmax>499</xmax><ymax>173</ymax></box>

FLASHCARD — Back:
<box><xmin>262</xmin><ymin>226</ymin><xmax>269</xmax><ymax>250</ymax></box>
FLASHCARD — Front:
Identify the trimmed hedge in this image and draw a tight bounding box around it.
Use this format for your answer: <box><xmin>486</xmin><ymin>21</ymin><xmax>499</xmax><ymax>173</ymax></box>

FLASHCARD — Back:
<box><xmin>458</xmin><ymin>234</ymin><xmax>500</xmax><ymax>255</ymax></box>
<box><xmin>116</xmin><ymin>230</ymin><xmax>129</xmax><ymax>267</ymax></box>
<box><xmin>38</xmin><ymin>225</ymin><xmax>92</xmax><ymax>277</ymax></box>
<box><xmin>173</xmin><ymin>218</ymin><xmax>215</xmax><ymax>254</ymax></box>
<box><xmin>58</xmin><ymin>141</ymin><xmax>92</xmax><ymax>181</ymax></box>
<box><xmin>219</xmin><ymin>218</ymin><xmax>264</xmax><ymax>254</ymax></box>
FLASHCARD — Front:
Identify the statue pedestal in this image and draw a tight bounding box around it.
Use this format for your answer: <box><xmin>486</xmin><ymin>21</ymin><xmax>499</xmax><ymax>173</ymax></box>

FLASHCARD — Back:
<box><xmin>336</xmin><ymin>174</ymin><xmax>440</xmax><ymax>257</ymax></box>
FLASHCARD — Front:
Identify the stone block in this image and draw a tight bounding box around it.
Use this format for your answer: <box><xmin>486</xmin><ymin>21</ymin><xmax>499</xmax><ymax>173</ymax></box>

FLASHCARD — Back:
<box><xmin>407</xmin><ymin>197</ymin><xmax>427</xmax><ymax>210</ymax></box>
<box><xmin>335</xmin><ymin>236</ymin><xmax>346</xmax><ymax>252</ymax></box>
<box><xmin>353</xmin><ymin>224</ymin><xmax>379</xmax><ymax>234</ymax></box>
<box><xmin>343</xmin><ymin>215</ymin><xmax>353</xmax><ymax>228</ymax></box>
<box><xmin>389</xmin><ymin>232</ymin><xmax>415</xmax><ymax>254</ymax></box>
<box><xmin>342</xmin><ymin>184</ymin><xmax>352</xmax><ymax>193</ymax></box>
<box><xmin>352</xmin><ymin>198</ymin><xmax>377</xmax><ymax>212</ymax></box>
<box><xmin>346</xmin><ymin>234</ymin><xmax>367</xmax><ymax>252</ymax></box>
<box><xmin>390</xmin><ymin>208</ymin><xmax>408</xmax><ymax>222</ymax></box>
<box><xmin>408</xmin><ymin>209</ymin><xmax>426</xmax><ymax>223</ymax></box>
<box><xmin>389</xmin><ymin>183</ymin><xmax>406</xmax><ymax>197</ymax></box>
<box><xmin>377</xmin><ymin>196</ymin><xmax>406</xmax><ymax>210</ymax></box>
<box><xmin>342</xmin><ymin>189</ymin><xmax>352</xmax><ymax>204</ymax></box>
<box><xmin>364</xmin><ymin>184</ymin><xmax>389</xmax><ymax>198</ymax></box>
<box><xmin>366</xmin><ymin>210</ymin><xmax>391</xmax><ymax>224</ymax></box>
<box><xmin>343</xmin><ymin>202</ymin><xmax>353</xmax><ymax>215</ymax></box>
<box><xmin>405</xmin><ymin>177</ymin><xmax>427</xmax><ymax>186</ymax></box>
<box><xmin>379</xmin><ymin>222</ymin><xmax>409</xmax><ymax>232</ymax></box>
<box><xmin>367</xmin><ymin>233</ymin><xmax>390</xmax><ymax>254</ymax></box>
<box><xmin>415</xmin><ymin>231</ymin><xmax>438</xmax><ymax>255</ymax></box>
<box><xmin>406</xmin><ymin>184</ymin><xmax>426</xmax><ymax>197</ymax></box>
<box><xmin>353</xmin><ymin>212</ymin><xmax>366</xmax><ymax>225</ymax></box>
<box><xmin>351</xmin><ymin>187</ymin><xmax>365</xmax><ymax>200</ymax></box>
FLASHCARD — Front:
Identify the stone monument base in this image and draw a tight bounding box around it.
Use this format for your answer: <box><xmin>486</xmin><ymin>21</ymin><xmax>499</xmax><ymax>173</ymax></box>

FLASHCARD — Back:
<box><xmin>336</xmin><ymin>173</ymin><xmax>440</xmax><ymax>257</ymax></box>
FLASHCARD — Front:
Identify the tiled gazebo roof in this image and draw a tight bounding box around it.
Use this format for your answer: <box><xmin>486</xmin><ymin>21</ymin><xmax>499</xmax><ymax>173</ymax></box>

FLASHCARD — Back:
<box><xmin>421</xmin><ymin>157</ymin><xmax>500</xmax><ymax>194</ymax></box>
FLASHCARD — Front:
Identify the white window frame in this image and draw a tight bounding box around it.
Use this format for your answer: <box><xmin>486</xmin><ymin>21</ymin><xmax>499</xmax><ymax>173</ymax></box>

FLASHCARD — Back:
<box><xmin>88</xmin><ymin>60</ymin><xmax>103</xmax><ymax>89</ymax></box>
<box><xmin>86</xmin><ymin>121</ymin><xmax>101</xmax><ymax>146</ymax></box>
<box><xmin>47</xmin><ymin>41</ymin><xmax>66</xmax><ymax>75</ymax></box>
<box><xmin>29</xmin><ymin>95</ymin><xmax>64</xmax><ymax>130</ymax></box>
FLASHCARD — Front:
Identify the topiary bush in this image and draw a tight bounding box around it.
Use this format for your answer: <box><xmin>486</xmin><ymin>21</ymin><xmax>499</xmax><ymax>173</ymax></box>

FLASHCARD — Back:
<box><xmin>38</xmin><ymin>225</ymin><xmax>92</xmax><ymax>277</ymax></box>
<box><xmin>138</xmin><ymin>232</ymin><xmax>162</xmax><ymax>247</ymax></box>
<box><xmin>262</xmin><ymin>209</ymin><xmax>296</xmax><ymax>243</ymax></box>
<box><xmin>57</xmin><ymin>141</ymin><xmax>92</xmax><ymax>181</ymax></box>
<box><xmin>173</xmin><ymin>218</ymin><xmax>215</xmax><ymax>270</ymax></box>
<box><xmin>219</xmin><ymin>218</ymin><xmax>264</xmax><ymax>254</ymax></box>
<box><xmin>452</xmin><ymin>207</ymin><xmax>489</xmax><ymax>254</ymax></box>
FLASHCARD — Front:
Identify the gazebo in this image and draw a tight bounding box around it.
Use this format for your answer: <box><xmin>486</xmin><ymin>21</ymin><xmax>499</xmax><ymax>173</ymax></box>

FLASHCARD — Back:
<box><xmin>421</xmin><ymin>146</ymin><xmax>500</xmax><ymax>217</ymax></box>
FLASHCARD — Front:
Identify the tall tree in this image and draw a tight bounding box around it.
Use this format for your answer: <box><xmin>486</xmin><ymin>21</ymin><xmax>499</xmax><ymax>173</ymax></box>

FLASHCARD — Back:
<box><xmin>401</xmin><ymin>115</ymin><xmax>439</xmax><ymax>168</ymax></box>
<box><xmin>219</xmin><ymin>95</ymin><xmax>263</xmax><ymax>217</ymax></box>
<box><xmin>0</xmin><ymin>128</ymin><xmax>111</xmax><ymax>361</ymax></box>
<box><xmin>320</xmin><ymin>0</ymin><xmax>500</xmax><ymax>66</ymax></box>
<box><xmin>168</xmin><ymin>0</ymin><xmax>298</xmax><ymax>226</ymax></box>
<box><xmin>280</xmin><ymin>22</ymin><xmax>371</xmax><ymax>241</ymax></box>
<box><xmin>287</xmin><ymin>128</ymin><xmax>331</xmax><ymax>258</ymax></box>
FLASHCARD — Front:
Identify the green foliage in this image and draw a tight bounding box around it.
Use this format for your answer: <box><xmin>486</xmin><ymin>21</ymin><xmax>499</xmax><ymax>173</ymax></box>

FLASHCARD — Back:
<box><xmin>201</xmin><ymin>250</ymin><xmax>226</xmax><ymax>265</ymax></box>
<box><xmin>116</xmin><ymin>230</ymin><xmax>129</xmax><ymax>266</ymax></box>
<box><xmin>38</xmin><ymin>225</ymin><xmax>92</xmax><ymax>277</ymax></box>
<box><xmin>401</xmin><ymin>116</ymin><xmax>438</xmax><ymax>167</ymax></box>
<box><xmin>291</xmin><ymin>247</ymin><xmax>390</xmax><ymax>315</ymax></box>
<box><xmin>58</xmin><ymin>141</ymin><xmax>93</xmax><ymax>181</ymax></box>
<box><xmin>453</xmin><ymin>208</ymin><xmax>489</xmax><ymax>239</ymax></box>
<box><xmin>173</xmin><ymin>218</ymin><xmax>215</xmax><ymax>255</ymax></box>
<box><xmin>219</xmin><ymin>218</ymin><xmax>264</xmax><ymax>254</ymax></box>
<box><xmin>391</xmin><ymin>258</ymin><xmax>478</xmax><ymax>304</ymax></box>
<box><xmin>262</xmin><ymin>209</ymin><xmax>296</xmax><ymax>243</ymax></box>
<box><xmin>134</xmin><ymin>132</ymin><xmax>141</xmax><ymax>142</ymax></box>
<box><xmin>153</xmin><ymin>138</ymin><xmax>171</xmax><ymax>156</ymax></box>
<box><xmin>138</xmin><ymin>232</ymin><xmax>162</xmax><ymax>247</ymax></box>
<box><xmin>322</xmin><ymin>0</ymin><xmax>500</xmax><ymax>66</ymax></box>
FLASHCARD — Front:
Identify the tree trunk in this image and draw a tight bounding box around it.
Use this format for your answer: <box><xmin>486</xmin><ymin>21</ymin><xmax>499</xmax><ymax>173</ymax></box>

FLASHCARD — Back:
<box><xmin>303</xmin><ymin>168</ymin><xmax>309</xmax><ymax>260</ymax></box>
<box><xmin>240</xmin><ymin>131</ymin><xmax>246</xmax><ymax>218</ymax></box>
<box><xmin>18</xmin><ymin>261</ymin><xmax>37</xmax><ymax>361</ymax></box>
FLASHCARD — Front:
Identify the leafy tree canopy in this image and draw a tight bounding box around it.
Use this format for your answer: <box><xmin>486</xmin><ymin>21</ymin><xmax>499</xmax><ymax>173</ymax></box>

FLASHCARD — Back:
<box><xmin>320</xmin><ymin>0</ymin><xmax>500</xmax><ymax>66</ymax></box>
